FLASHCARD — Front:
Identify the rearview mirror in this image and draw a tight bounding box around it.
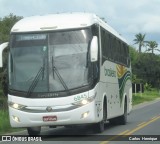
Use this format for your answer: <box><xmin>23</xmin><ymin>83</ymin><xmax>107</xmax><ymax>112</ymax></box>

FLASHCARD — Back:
<box><xmin>0</xmin><ymin>42</ymin><xmax>9</xmax><ymax>67</ymax></box>
<box><xmin>90</xmin><ymin>36</ymin><xmax>98</xmax><ymax>62</ymax></box>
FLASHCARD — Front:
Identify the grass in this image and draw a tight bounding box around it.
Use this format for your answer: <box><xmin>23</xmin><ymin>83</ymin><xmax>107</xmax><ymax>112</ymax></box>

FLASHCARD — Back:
<box><xmin>0</xmin><ymin>109</ymin><xmax>24</xmax><ymax>135</ymax></box>
<box><xmin>0</xmin><ymin>90</ymin><xmax>24</xmax><ymax>134</ymax></box>
<box><xmin>0</xmin><ymin>93</ymin><xmax>12</xmax><ymax>135</ymax></box>
<box><xmin>0</xmin><ymin>110</ymin><xmax>12</xmax><ymax>134</ymax></box>
<box><xmin>132</xmin><ymin>89</ymin><xmax>160</xmax><ymax>105</ymax></box>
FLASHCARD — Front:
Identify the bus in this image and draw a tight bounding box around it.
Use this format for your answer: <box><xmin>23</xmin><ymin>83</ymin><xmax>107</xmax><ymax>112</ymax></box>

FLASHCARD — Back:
<box><xmin>0</xmin><ymin>13</ymin><xmax>132</xmax><ymax>135</ymax></box>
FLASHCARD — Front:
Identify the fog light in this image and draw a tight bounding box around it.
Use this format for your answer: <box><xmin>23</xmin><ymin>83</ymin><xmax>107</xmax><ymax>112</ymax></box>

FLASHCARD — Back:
<box><xmin>81</xmin><ymin>111</ymin><xmax>89</xmax><ymax>119</ymax></box>
<box><xmin>12</xmin><ymin>116</ymin><xmax>20</xmax><ymax>123</ymax></box>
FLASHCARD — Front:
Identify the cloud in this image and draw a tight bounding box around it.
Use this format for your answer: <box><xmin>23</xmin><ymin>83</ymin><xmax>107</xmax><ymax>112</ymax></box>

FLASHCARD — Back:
<box><xmin>142</xmin><ymin>15</ymin><xmax>160</xmax><ymax>33</ymax></box>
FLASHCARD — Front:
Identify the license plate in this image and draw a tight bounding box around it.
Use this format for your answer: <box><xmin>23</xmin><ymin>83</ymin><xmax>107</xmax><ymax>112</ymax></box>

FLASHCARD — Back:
<box><xmin>43</xmin><ymin>116</ymin><xmax>57</xmax><ymax>122</ymax></box>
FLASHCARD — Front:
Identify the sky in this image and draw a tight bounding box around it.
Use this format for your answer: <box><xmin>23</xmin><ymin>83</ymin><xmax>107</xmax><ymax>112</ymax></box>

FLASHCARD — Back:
<box><xmin>0</xmin><ymin>0</ymin><xmax>160</xmax><ymax>52</ymax></box>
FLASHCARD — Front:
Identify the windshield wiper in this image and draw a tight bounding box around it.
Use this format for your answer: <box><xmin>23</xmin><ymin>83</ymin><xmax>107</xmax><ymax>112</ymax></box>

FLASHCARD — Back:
<box><xmin>27</xmin><ymin>52</ymin><xmax>46</xmax><ymax>97</ymax></box>
<box><xmin>52</xmin><ymin>56</ymin><xmax>70</xmax><ymax>93</ymax></box>
<box><xmin>27</xmin><ymin>67</ymin><xmax>43</xmax><ymax>97</ymax></box>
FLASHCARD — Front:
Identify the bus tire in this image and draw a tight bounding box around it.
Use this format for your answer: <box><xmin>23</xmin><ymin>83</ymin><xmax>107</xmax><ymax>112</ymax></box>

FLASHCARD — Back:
<box><xmin>27</xmin><ymin>127</ymin><xmax>41</xmax><ymax>136</ymax></box>
<box><xmin>109</xmin><ymin>118</ymin><xmax>118</xmax><ymax>125</ymax></box>
<box><xmin>109</xmin><ymin>98</ymin><xmax>127</xmax><ymax>125</ymax></box>
<box><xmin>118</xmin><ymin>98</ymin><xmax>127</xmax><ymax>125</ymax></box>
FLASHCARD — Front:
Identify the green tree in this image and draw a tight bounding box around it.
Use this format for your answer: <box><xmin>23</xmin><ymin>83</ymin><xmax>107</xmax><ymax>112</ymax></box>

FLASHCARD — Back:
<box><xmin>133</xmin><ymin>33</ymin><xmax>146</xmax><ymax>53</ymax></box>
<box><xmin>133</xmin><ymin>53</ymin><xmax>160</xmax><ymax>88</ymax></box>
<box><xmin>0</xmin><ymin>14</ymin><xmax>22</xmax><ymax>96</ymax></box>
<box><xmin>129</xmin><ymin>46</ymin><xmax>138</xmax><ymax>65</ymax></box>
<box><xmin>129</xmin><ymin>44</ymin><xmax>160</xmax><ymax>88</ymax></box>
<box><xmin>0</xmin><ymin>13</ymin><xmax>22</xmax><ymax>43</ymax></box>
<box><xmin>146</xmin><ymin>41</ymin><xmax>159</xmax><ymax>54</ymax></box>
<box><xmin>129</xmin><ymin>46</ymin><xmax>143</xmax><ymax>83</ymax></box>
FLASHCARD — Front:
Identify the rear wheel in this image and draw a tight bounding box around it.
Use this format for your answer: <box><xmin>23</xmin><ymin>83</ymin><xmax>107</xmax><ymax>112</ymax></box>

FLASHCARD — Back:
<box><xmin>109</xmin><ymin>98</ymin><xmax>127</xmax><ymax>125</ymax></box>
<box><xmin>118</xmin><ymin>98</ymin><xmax>127</xmax><ymax>125</ymax></box>
<box><xmin>27</xmin><ymin>127</ymin><xmax>41</xmax><ymax>136</ymax></box>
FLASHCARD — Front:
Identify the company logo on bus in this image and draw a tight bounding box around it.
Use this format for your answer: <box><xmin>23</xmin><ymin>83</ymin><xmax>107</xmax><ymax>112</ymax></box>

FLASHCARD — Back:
<box><xmin>104</xmin><ymin>67</ymin><xmax>116</xmax><ymax>78</ymax></box>
<box><xmin>46</xmin><ymin>106</ymin><xmax>53</xmax><ymax>112</ymax></box>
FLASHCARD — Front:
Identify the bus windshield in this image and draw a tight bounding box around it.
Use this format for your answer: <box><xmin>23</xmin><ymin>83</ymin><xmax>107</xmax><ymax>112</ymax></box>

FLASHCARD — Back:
<box><xmin>9</xmin><ymin>29</ymin><xmax>92</xmax><ymax>96</ymax></box>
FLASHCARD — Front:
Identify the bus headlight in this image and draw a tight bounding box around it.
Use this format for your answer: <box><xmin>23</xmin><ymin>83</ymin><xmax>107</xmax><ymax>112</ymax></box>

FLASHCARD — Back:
<box><xmin>8</xmin><ymin>102</ymin><xmax>26</xmax><ymax>110</ymax></box>
<box><xmin>81</xmin><ymin>99</ymin><xmax>88</xmax><ymax>105</ymax></box>
<box><xmin>72</xmin><ymin>95</ymin><xmax>96</xmax><ymax>106</ymax></box>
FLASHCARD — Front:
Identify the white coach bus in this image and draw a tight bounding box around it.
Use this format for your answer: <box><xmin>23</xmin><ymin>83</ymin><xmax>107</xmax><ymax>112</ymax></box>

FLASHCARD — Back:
<box><xmin>0</xmin><ymin>13</ymin><xmax>132</xmax><ymax>135</ymax></box>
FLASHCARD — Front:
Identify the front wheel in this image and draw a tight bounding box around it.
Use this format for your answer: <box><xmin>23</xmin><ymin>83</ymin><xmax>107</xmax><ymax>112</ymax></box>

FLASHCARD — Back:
<box><xmin>27</xmin><ymin>127</ymin><xmax>41</xmax><ymax>136</ymax></box>
<box><xmin>94</xmin><ymin>120</ymin><xmax>105</xmax><ymax>133</ymax></box>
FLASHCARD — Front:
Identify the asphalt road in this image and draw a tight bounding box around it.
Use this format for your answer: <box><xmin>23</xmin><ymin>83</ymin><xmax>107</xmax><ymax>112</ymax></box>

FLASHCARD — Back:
<box><xmin>1</xmin><ymin>99</ymin><xmax>160</xmax><ymax>144</ymax></box>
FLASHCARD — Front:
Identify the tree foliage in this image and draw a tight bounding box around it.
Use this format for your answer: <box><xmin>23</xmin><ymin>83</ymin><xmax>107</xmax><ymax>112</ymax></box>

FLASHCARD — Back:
<box><xmin>146</xmin><ymin>41</ymin><xmax>159</xmax><ymax>54</ymax></box>
<box><xmin>0</xmin><ymin>14</ymin><xmax>22</xmax><ymax>96</ymax></box>
<box><xmin>133</xmin><ymin>33</ymin><xmax>146</xmax><ymax>53</ymax></box>
<box><xmin>129</xmin><ymin>46</ymin><xmax>160</xmax><ymax>88</ymax></box>
<box><xmin>132</xmin><ymin>33</ymin><xmax>160</xmax><ymax>89</ymax></box>
<box><xmin>0</xmin><ymin>13</ymin><xmax>22</xmax><ymax>43</ymax></box>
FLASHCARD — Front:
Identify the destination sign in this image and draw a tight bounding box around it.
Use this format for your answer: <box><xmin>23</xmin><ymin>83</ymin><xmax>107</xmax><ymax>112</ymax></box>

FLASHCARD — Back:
<box><xmin>16</xmin><ymin>34</ymin><xmax>47</xmax><ymax>41</ymax></box>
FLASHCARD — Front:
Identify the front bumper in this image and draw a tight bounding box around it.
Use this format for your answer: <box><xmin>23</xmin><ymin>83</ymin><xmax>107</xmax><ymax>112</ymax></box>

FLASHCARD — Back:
<box><xmin>9</xmin><ymin>101</ymin><xmax>98</xmax><ymax>127</ymax></box>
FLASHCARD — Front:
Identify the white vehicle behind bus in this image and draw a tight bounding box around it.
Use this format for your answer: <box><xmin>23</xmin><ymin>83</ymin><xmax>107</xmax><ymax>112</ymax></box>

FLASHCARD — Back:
<box><xmin>0</xmin><ymin>13</ymin><xmax>132</xmax><ymax>135</ymax></box>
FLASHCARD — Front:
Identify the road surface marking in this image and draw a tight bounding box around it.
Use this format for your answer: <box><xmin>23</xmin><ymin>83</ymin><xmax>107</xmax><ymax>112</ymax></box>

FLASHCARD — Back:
<box><xmin>100</xmin><ymin>115</ymin><xmax>160</xmax><ymax>144</ymax></box>
<box><xmin>151</xmin><ymin>116</ymin><xmax>158</xmax><ymax>120</ymax></box>
<box><xmin>137</xmin><ymin>122</ymin><xmax>146</xmax><ymax>126</ymax></box>
<box><xmin>100</xmin><ymin>130</ymin><xmax>130</xmax><ymax>144</ymax></box>
<box><xmin>124</xmin><ymin>115</ymin><xmax>160</xmax><ymax>135</ymax></box>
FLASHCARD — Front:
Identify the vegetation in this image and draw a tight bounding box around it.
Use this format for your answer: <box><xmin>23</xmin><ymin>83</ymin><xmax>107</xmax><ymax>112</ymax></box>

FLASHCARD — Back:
<box><xmin>146</xmin><ymin>41</ymin><xmax>159</xmax><ymax>54</ymax></box>
<box><xmin>133</xmin><ymin>33</ymin><xmax>146</xmax><ymax>53</ymax></box>
<box><xmin>0</xmin><ymin>14</ymin><xmax>22</xmax><ymax>96</ymax></box>
<box><xmin>131</xmin><ymin>51</ymin><xmax>160</xmax><ymax>88</ymax></box>
<box><xmin>133</xmin><ymin>89</ymin><xmax>160</xmax><ymax>105</ymax></box>
<box><xmin>0</xmin><ymin>110</ymin><xmax>11</xmax><ymax>134</ymax></box>
<box><xmin>0</xmin><ymin>89</ymin><xmax>10</xmax><ymax>134</ymax></box>
<box><xmin>0</xmin><ymin>13</ymin><xmax>22</xmax><ymax>43</ymax></box>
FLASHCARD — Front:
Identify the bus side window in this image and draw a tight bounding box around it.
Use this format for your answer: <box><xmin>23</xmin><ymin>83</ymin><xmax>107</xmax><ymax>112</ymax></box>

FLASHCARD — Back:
<box><xmin>123</xmin><ymin>43</ymin><xmax>127</xmax><ymax>65</ymax></box>
<box><xmin>112</xmin><ymin>38</ymin><xmax>116</xmax><ymax>62</ymax></box>
<box><xmin>120</xmin><ymin>42</ymin><xmax>124</xmax><ymax>64</ymax></box>
<box><xmin>106</xmin><ymin>32</ymin><xmax>110</xmax><ymax>60</ymax></box>
<box><xmin>104</xmin><ymin>31</ymin><xmax>107</xmax><ymax>59</ymax></box>
<box><xmin>109</xmin><ymin>35</ymin><xmax>113</xmax><ymax>61</ymax></box>
<box><xmin>115</xmin><ymin>40</ymin><xmax>119</xmax><ymax>63</ymax></box>
<box><xmin>126</xmin><ymin>45</ymin><xmax>130</xmax><ymax>67</ymax></box>
<box><xmin>101</xmin><ymin>28</ymin><xmax>106</xmax><ymax>63</ymax></box>
<box><xmin>117</xmin><ymin>41</ymin><xmax>121</xmax><ymax>63</ymax></box>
